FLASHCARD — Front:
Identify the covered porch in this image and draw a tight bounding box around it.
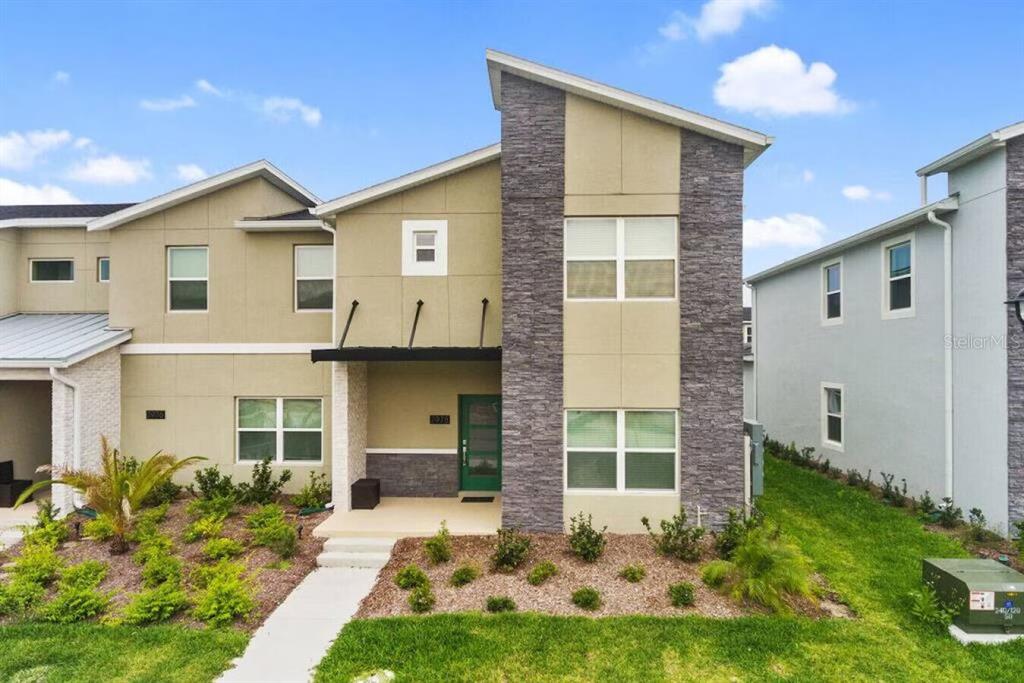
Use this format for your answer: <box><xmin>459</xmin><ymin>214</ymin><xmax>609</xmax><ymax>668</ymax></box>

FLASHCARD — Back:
<box><xmin>313</xmin><ymin>495</ymin><xmax>501</xmax><ymax>539</ymax></box>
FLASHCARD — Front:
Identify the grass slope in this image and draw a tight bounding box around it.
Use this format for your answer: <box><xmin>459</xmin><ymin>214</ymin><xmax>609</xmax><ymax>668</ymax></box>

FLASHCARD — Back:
<box><xmin>316</xmin><ymin>458</ymin><xmax>1024</xmax><ymax>682</ymax></box>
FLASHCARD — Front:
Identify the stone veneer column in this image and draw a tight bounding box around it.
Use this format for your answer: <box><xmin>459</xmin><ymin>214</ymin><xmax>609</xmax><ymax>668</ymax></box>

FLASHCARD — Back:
<box><xmin>499</xmin><ymin>72</ymin><xmax>566</xmax><ymax>532</ymax></box>
<box><xmin>1007</xmin><ymin>136</ymin><xmax>1023</xmax><ymax>529</ymax></box>
<box><xmin>678</xmin><ymin>130</ymin><xmax>746</xmax><ymax>530</ymax></box>
<box><xmin>331</xmin><ymin>361</ymin><xmax>367</xmax><ymax>510</ymax></box>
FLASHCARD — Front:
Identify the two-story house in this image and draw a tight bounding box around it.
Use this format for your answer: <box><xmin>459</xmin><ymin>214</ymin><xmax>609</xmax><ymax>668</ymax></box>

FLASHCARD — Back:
<box><xmin>747</xmin><ymin>122</ymin><xmax>1023</xmax><ymax>535</ymax></box>
<box><xmin>0</xmin><ymin>50</ymin><xmax>771</xmax><ymax>532</ymax></box>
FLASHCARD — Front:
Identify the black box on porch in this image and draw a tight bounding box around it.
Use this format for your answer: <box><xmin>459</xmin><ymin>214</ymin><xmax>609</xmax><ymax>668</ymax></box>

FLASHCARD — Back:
<box><xmin>0</xmin><ymin>479</ymin><xmax>32</xmax><ymax>508</ymax></box>
<box><xmin>351</xmin><ymin>478</ymin><xmax>381</xmax><ymax>510</ymax></box>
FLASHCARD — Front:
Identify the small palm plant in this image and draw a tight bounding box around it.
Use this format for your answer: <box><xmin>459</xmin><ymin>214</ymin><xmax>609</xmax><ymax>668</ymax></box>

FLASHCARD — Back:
<box><xmin>16</xmin><ymin>437</ymin><xmax>203</xmax><ymax>554</ymax></box>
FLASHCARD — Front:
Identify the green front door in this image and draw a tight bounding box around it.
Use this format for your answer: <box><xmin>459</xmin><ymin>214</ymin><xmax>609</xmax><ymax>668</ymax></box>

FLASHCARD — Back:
<box><xmin>458</xmin><ymin>395</ymin><xmax>501</xmax><ymax>491</ymax></box>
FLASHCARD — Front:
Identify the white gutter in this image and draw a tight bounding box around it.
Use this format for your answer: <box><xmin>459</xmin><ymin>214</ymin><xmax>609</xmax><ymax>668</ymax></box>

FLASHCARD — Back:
<box><xmin>927</xmin><ymin>210</ymin><xmax>954</xmax><ymax>501</ymax></box>
<box><xmin>320</xmin><ymin>221</ymin><xmax>337</xmax><ymax>345</ymax></box>
<box><xmin>49</xmin><ymin>366</ymin><xmax>81</xmax><ymax>476</ymax></box>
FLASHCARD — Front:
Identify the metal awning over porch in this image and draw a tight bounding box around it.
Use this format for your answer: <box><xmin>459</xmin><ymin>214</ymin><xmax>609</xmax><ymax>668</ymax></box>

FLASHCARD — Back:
<box><xmin>0</xmin><ymin>313</ymin><xmax>132</xmax><ymax>368</ymax></box>
<box><xmin>311</xmin><ymin>346</ymin><xmax>501</xmax><ymax>362</ymax></box>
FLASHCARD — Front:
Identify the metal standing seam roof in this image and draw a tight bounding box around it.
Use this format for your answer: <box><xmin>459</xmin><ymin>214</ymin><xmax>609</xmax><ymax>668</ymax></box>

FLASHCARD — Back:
<box><xmin>0</xmin><ymin>313</ymin><xmax>132</xmax><ymax>368</ymax></box>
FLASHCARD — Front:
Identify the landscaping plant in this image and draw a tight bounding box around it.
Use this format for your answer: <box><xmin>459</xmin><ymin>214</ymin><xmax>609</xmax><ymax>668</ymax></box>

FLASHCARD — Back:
<box><xmin>187</xmin><ymin>494</ymin><xmax>236</xmax><ymax>519</ymax></box>
<box><xmin>571</xmin><ymin>586</ymin><xmax>601</xmax><ymax>611</ymax></box>
<box><xmin>204</xmin><ymin>537</ymin><xmax>245</xmax><ymax>561</ymax></box>
<box><xmin>183</xmin><ymin>515</ymin><xmax>225</xmax><ymax>543</ymax></box>
<box><xmin>38</xmin><ymin>560</ymin><xmax>110</xmax><ymax>624</ymax></box>
<box><xmin>449</xmin><ymin>563</ymin><xmax>481</xmax><ymax>587</ymax></box>
<box><xmin>641</xmin><ymin>508</ymin><xmax>704</xmax><ymax>562</ymax></box>
<box><xmin>880</xmin><ymin>472</ymin><xmax>908</xmax><ymax>507</ymax></box>
<box><xmin>618</xmin><ymin>564</ymin><xmax>646</xmax><ymax>583</ymax></box>
<box><xmin>485</xmin><ymin>596</ymin><xmax>516</xmax><ymax>613</ymax></box>
<box><xmin>424</xmin><ymin>521</ymin><xmax>452</xmax><ymax>564</ymax></box>
<box><xmin>568</xmin><ymin>512</ymin><xmax>607</xmax><ymax>562</ymax></box>
<box><xmin>246</xmin><ymin>504</ymin><xmax>298</xmax><ymax>559</ymax></box>
<box><xmin>845</xmin><ymin>468</ymin><xmax>871</xmax><ymax>490</ymax></box>
<box><xmin>408</xmin><ymin>584</ymin><xmax>435</xmax><ymax>613</ymax></box>
<box><xmin>938</xmin><ymin>498</ymin><xmax>963</xmax><ymax>529</ymax></box>
<box><xmin>58</xmin><ymin>560</ymin><xmax>107</xmax><ymax>590</ymax></box>
<box><xmin>15</xmin><ymin>437</ymin><xmax>203</xmax><ymax>554</ymax></box>
<box><xmin>1015</xmin><ymin>520</ymin><xmax>1024</xmax><ymax>554</ymax></box>
<box><xmin>909</xmin><ymin>583</ymin><xmax>960</xmax><ymax>634</ymax></box>
<box><xmin>0</xmin><ymin>577</ymin><xmax>45</xmax><ymax>616</ymax></box>
<box><xmin>235</xmin><ymin>458</ymin><xmax>292</xmax><ymax>505</ymax></box>
<box><xmin>700</xmin><ymin>560</ymin><xmax>731</xmax><ymax>588</ymax></box>
<box><xmin>123</xmin><ymin>456</ymin><xmax>182</xmax><ymax>507</ymax></box>
<box><xmin>192</xmin><ymin>561</ymin><xmax>256</xmax><ymax>627</ymax></box>
<box><xmin>394</xmin><ymin>564</ymin><xmax>429</xmax><ymax>590</ymax></box>
<box><xmin>490</xmin><ymin>528</ymin><xmax>531</xmax><ymax>572</ymax></box>
<box><xmin>10</xmin><ymin>544</ymin><xmax>63</xmax><ymax>585</ymax></box>
<box><xmin>21</xmin><ymin>500</ymin><xmax>68</xmax><ymax>549</ymax></box>
<box><xmin>916</xmin><ymin>490</ymin><xmax>937</xmax><ymax>516</ymax></box>
<box><xmin>140</xmin><ymin>551</ymin><xmax>183</xmax><ymax>589</ymax></box>
<box><xmin>526</xmin><ymin>561</ymin><xmax>558</xmax><ymax>586</ymax></box>
<box><xmin>82</xmin><ymin>515</ymin><xmax>116</xmax><ymax>541</ymax></box>
<box><xmin>292</xmin><ymin>471</ymin><xmax>331</xmax><ymax>510</ymax></box>
<box><xmin>122</xmin><ymin>582</ymin><xmax>190</xmax><ymax>625</ymax></box>
<box><xmin>714</xmin><ymin>508</ymin><xmax>762</xmax><ymax>560</ymax></box>
<box><xmin>668</xmin><ymin>581</ymin><xmax>695</xmax><ymax>608</ymax></box>
<box><xmin>190</xmin><ymin>467</ymin><xmax>236</xmax><ymax>501</ymax></box>
<box><xmin>967</xmin><ymin>508</ymin><xmax>991</xmax><ymax>541</ymax></box>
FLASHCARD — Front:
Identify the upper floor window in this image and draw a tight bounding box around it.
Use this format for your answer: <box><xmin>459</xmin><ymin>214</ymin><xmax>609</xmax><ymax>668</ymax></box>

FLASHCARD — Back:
<box><xmin>402</xmin><ymin>220</ymin><xmax>447</xmax><ymax>276</ymax></box>
<box><xmin>30</xmin><ymin>259</ymin><xmax>74</xmax><ymax>283</ymax></box>
<box><xmin>822</xmin><ymin>383</ymin><xmax>844</xmax><ymax>450</ymax></box>
<box><xmin>565</xmin><ymin>409</ymin><xmax>677</xmax><ymax>492</ymax></box>
<box><xmin>168</xmin><ymin>246</ymin><xmax>208</xmax><ymax>312</ymax></box>
<box><xmin>565</xmin><ymin>217</ymin><xmax>676</xmax><ymax>301</ymax></box>
<box><xmin>98</xmin><ymin>257</ymin><xmax>110</xmax><ymax>283</ymax></box>
<box><xmin>823</xmin><ymin>260</ymin><xmax>842</xmax><ymax>323</ymax></box>
<box><xmin>295</xmin><ymin>245</ymin><xmax>333</xmax><ymax>311</ymax></box>
<box><xmin>882</xmin><ymin>234</ymin><xmax>914</xmax><ymax>317</ymax></box>
<box><xmin>743</xmin><ymin>323</ymin><xmax>753</xmax><ymax>345</ymax></box>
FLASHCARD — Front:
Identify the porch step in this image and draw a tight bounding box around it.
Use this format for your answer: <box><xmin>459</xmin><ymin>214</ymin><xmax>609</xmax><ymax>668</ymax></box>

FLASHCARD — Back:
<box><xmin>317</xmin><ymin>537</ymin><xmax>395</xmax><ymax>569</ymax></box>
<box><xmin>317</xmin><ymin>551</ymin><xmax>392</xmax><ymax>569</ymax></box>
<box><xmin>323</xmin><ymin>537</ymin><xmax>396</xmax><ymax>554</ymax></box>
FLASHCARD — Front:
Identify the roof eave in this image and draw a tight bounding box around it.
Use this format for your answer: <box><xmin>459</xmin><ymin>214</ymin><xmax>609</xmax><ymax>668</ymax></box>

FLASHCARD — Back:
<box><xmin>916</xmin><ymin>121</ymin><xmax>1024</xmax><ymax>177</ymax></box>
<box><xmin>233</xmin><ymin>219</ymin><xmax>326</xmax><ymax>232</ymax></box>
<box><xmin>0</xmin><ymin>217</ymin><xmax>92</xmax><ymax>230</ymax></box>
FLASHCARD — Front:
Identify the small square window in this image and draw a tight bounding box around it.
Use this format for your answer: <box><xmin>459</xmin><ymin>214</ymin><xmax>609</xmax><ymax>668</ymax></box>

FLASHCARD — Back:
<box><xmin>402</xmin><ymin>220</ymin><xmax>446</xmax><ymax>276</ymax></box>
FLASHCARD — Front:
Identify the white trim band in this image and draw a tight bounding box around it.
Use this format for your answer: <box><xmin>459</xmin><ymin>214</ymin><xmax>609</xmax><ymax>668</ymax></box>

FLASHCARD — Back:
<box><xmin>120</xmin><ymin>343</ymin><xmax>326</xmax><ymax>355</ymax></box>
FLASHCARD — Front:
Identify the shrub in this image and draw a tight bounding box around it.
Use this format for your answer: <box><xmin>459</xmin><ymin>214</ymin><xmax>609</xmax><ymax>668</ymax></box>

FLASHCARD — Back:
<box><xmin>424</xmin><ymin>521</ymin><xmax>453</xmax><ymax>565</ymax></box>
<box><xmin>127</xmin><ymin>504</ymin><xmax>170</xmax><ymax>544</ymax></box>
<box><xmin>527</xmin><ymin>561</ymin><xmax>558</xmax><ymax>586</ymax></box>
<box><xmin>141</xmin><ymin>552</ymin><xmax>183</xmax><ymax>589</ymax></box>
<box><xmin>618</xmin><ymin>564</ymin><xmax>646</xmax><ymax>583</ymax></box>
<box><xmin>0</xmin><ymin>577</ymin><xmax>46</xmax><ymax>616</ymax></box>
<box><xmin>59</xmin><ymin>560</ymin><xmax>107</xmax><ymax>590</ymax></box>
<box><xmin>83</xmin><ymin>515</ymin><xmax>116</xmax><ymax>542</ymax></box>
<box><xmin>967</xmin><ymin>508</ymin><xmax>992</xmax><ymax>542</ymax></box>
<box><xmin>714</xmin><ymin>508</ymin><xmax>762</xmax><ymax>560</ymax></box>
<box><xmin>252</xmin><ymin>521</ymin><xmax>297</xmax><ymax>559</ymax></box>
<box><xmin>701</xmin><ymin>560</ymin><xmax>731</xmax><ymax>588</ymax></box>
<box><xmin>190</xmin><ymin>467</ymin><xmax>236</xmax><ymax>501</ymax></box>
<box><xmin>191</xmin><ymin>560</ymin><xmax>246</xmax><ymax>590</ymax></box>
<box><xmin>571</xmin><ymin>586</ymin><xmax>601</xmax><ymax>611</ymax></box>
<box><xmin>846</xmin><ymin>469</ymin><xmax>872</xmax><ymax>490</ymax></box>
<box><xmin>191</xmin><ymin>561</ymin><xmax>255</xmax><ymax>627</ymax></box>
<box><xmin>449</xmin><ymin>563</ymin><xmax>480</xmax><ymax>588</ymax></box>
<box><xmin>641</xmin><ymin>508</ymin><xmax>704</xmax><ymax>562</ymax></box>
<box><xmin>38</xmin><ymin>585</ymin><xmax>109</xmax><ymax>624</ymax></box>
<box><xmin>917</xmin><ymin>490</ymin><xmax>937</xmax><ymax>515</ymax></box>
<box><xmin>910</xmin><ymin>583</ymin><xmax>960</xmax><ymax>633</ymax></box>
<box><xmin>187</xmin><ymin>494</ymin><xmax>236</xmax><ymax>520</ymax></box>
<box><xmin>938</xmin><ymin>498</ymin><xmax>963</xmax><ymax>528</ymax></box>
<box><xmin>880</xmin><ymin>472</ymin><xmax>908</xmax><ymax>507</ymax></box>
<box><xmin>490</xmin><ymin>528</ymin><xmax>531</xmax><ymax>572</ymax></box>
<box><xmin>183</xmin><ymin>515</ymin><xmax>224</xmax><ymax>543</ymax></box>
<box><xmin>568</xmin><ymin>512</ymin><xmax>607</xmax><ymax>562</ymax></box>
<box><xmin>204</xmin><ymin>537</ymin><xmax>245</xmax><ymax>561</ymax></box>
<box><xmin>21</xmin><ymin>501</ymin><xmax>68</xmax><ymax>549</ymax></box>
<box><xmin>246</xmin><ymin>503</ymin><xmax>286</xmax><ymax>530</ymax></box>
<box><xmin>122</xmin><ymin>582</ymin><xmax>190</xmax><ymax>625</ymax></box>
<box><xmin>395</xmin><ymin>564</ymin><xmax>429</xmax><ymax>590</ymax></box>
<box><xmin>292</xmin><ymin>471</ymin><xmax>331</xmax><ymax>510</ymax></box>
<box><xmin>1015</xmin><ymin>521</ymin><xmax>1024</xmax><ymax>554</ymax></box>
<box><xmin>11</xmin><ymin>544</ymin><xmax>63</xmax><ymax>585</ymax></box>
<box><xmin>668</xmin><ymin>582</ymin><xmax>695</xmax><ymax>608</ymax></box>
<box><xmin>485</xmin><ymin>595</ymin><xmax>516</xmax><ymax>613</ymax></box>
<box><xmin>408</xmin><ymin>584</ymin><xmax>435</xmax><ymax>613</ymax></box>
<box><xmin>235</xmin><ymin>458</ymin><xmax>292</xmax><ymax>505</ymax></box>
<box><xmin>133</xmin><ymin>533</ymin><xmax>174</xmax><ymax>566</ymax></box>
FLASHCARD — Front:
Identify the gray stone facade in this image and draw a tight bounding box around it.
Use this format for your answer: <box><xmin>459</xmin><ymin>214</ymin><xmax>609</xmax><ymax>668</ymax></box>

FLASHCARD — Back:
<box><xmin>499</xmin><ymin>72</ymin><xmax>566</xmax><ymax>532</ymax></box>
<box><xmin>1007</xmin><ymin>137</ymin><xmax>1024</xmax><ymax>529</ymax></box>
<box><xmin>678</xmin><ymin>130</ymin><xmax>746</xmax><ymax>530</ymax></box>
<box><xmin>366</xmin><ymin>452</ymin><xmax>460</xmax><ymax>497</ymax></box>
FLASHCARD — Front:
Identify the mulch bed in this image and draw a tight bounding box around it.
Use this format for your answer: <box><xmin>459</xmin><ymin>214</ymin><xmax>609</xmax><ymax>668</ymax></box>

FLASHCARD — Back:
<box><xmin>358</xmin><ymin>533</ymin><xmax>849</xmax><ymax>619</ymax></box>
<box><xmin>0</xmin><ymin>497</ymin><xmax>328</xmax><ymax>632</ymax></box>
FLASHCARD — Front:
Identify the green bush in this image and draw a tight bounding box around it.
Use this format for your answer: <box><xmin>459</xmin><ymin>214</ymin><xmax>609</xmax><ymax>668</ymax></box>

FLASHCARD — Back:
<box><xmin>38</xmin><ymin>585</ymin><xmax>109</xmax><ymax>624</ymax></box>
<box><xmin>122</xmin><ymin>456</ymin><xmax>182</xmax><ymax>507</ymax></box>
<box><xmin>122</xmin><ymin>582</ymin><xmax>190</xmax><ymax>625</ymax></box>
<box><xmin>246</xmin><ymin>503</ymin><xmax>285</xmax><ymax>529</ymax></box>
<box><xmin>967</xmin><ymin>508</ymin><xmax>993</xmax><ymax>542</ymax></box>
<box><xmin>1015</xmin><ymin>521</ymin><xmax>1024</xmax><ymax>554</ymax></box>
<box><xmin>0</xmin><ymin>578</ymin><xmax>46</xmax><ymax>616</ymax></box>
<box><xmin>916</xmin><ymin>490</ymin><xmax>937</xmax><ymax>515</ymax></box>
<box><xmin>641</xmin><ymin>508</ymin><xmax>704</xmax><ymax>562</ymax></box>
<box><xmin>251</xmin><ymin>520</ymin><xmax>297</xmax><ymax>559</ymax></box>
<box><xmin>571</xmin><ymin>586</ymin><xmax>601</xmax><ymax>611</ymax></box>
<box><xmin>568</xmin><ymin>512</ymin><xmax>607</xmax><ymax>562</ymax></box>
<box><xmin>192</xmin><ymin>563</ymin><xmax>256</xmax><ymax>627</ymax></box>
<box><xmin>485</xmin><ymin>595</ymin><xmax>516</xmax><ymax>613</ymax></box>
<box><xmin>909</xmin><ymin>583</ymin><xmax>960</xmax><ymax>633</ymax></box>
<box><xmin>618</xmin><ymin>564</ymin><xmax>646</xmax><ymax>583</ymax></box>
<box><xmin>701</xmin><ymin>560</ymin><xmax>732</xmax><ymax>588</ymax></box>
<box><xmin>490</xmin><ymin>528</ymin><xmax>531</xmax><ymax>572</ymax></box>
<box><xmin>938</xmin><ymin>498</ymin><xmax>963</xmax><ymax>528</ymax></box>
<box><xmin>668</xmin><ymin>581</ymin><xmax>695</xmax><ymax>608</ymax></box>
<box><xmin>449</xmin><ymin>563</ymin><xmax>480</xmax><ymax>587</ymax></box>
<box><xmin>187</xmin><ymin>494</ymin><xmax>236</xmax><ymax>519</ymax></box>
<box><xmin>59</xmin><ymin>560</ymin><xmax>107</xmax><ymax>590</ymax></box>
<box><xmin>21</xmin><ymin>502</ymin><xmax>69</xmax><ymax>549</ymax></box>
<box><xmin>527</xmin><ymin>561</ymin><xmax>558</xmax><ymax>586</ymax></box>
<box><xmin>141</xmin><ymin>552</ymin><xmax>183</xmax><ymax>589</ymax></box>
<box><xmin>395</xmin><ymin>564</ymin><xmax>429</xmax><ymax>590</ymax></box>
<box><xmin>235</xmin><ymin>458</ymin><xmax>292</xmax><ymax>505</ymax></box>
<box><xmin>203</xmin><ymin>537</ymin><xmax>245</xmax><ymax>561</ymax></box>
<box><xmin>183</xmin><ymin>515</ymin><xmax>225</xmax><ymax>543</ymax></box>
<box><xmin>714</xmin><ymin>508</ymin><xmax>762</xmax><ymax>560</ymax></box>
<box><xmin>127</xmin><ymin>504</ymin><xmax>170</xmax><ymax>544</ymax></box>
<box><xmin>424</xmin><ymin>521</ymin><xmax>453</xmax><ymax>565</ymax></box>
<box><xmin>191</xmin><ymin>559</ymin><xmax>246</xmax><ymax>590</ymax></box>
<box><xmin>292</xmin><ymin>471</ymin><xmax>331</xmax><ymax>509</ymax></box>
<box><xmin>408</xmin><ymin>584</ymin><xmax>435</xmax><ymax>613</ymax></box>
<box><xmin>190</xmin><ymin>467</ymin><xmax>236</xmax><ymax>500</ymax></box>
<box><xmin>11</xmin><ymin>544</ymin><xmax>63</xmax><ymax>585</ymax></box>
<box><xmin>133</xmin><ymin>533</ymin><xmax>174</xmax><ymax>566</ymax></box>
<box><xmin>83</xmin><ymin>515</ymin><xmax>116</xmax><ymax>542</ymax></box>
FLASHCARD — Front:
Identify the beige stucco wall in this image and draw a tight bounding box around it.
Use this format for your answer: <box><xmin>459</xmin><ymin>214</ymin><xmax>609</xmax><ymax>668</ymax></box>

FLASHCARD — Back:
<box><xmin>120</xmin><ymin>353</ymin><xmax>331</xmax><ymax>492</ymax></box>
<box><xmin>366</xmin><ymin>361</ymin><xmax>500</xmax><ymax>449</ymax></box>
<box><xmin>0</xmin><ymin>230</ymin><xmax>17</xmax><ymax>316</ymax></box>
<box><xmin>0</xmin><ymin>380</ymin><xmax>51</xmax><ymax>481</ymax></box>
<box><xmin>333</xmin><ymin>160</ymin><xmax>501</xmax><ymax>347</ymax></box>
<box><xmin>9</xmin><ymin>227</ymin><xmax>109</xmax><ymax>313</ymax></box>
<box><xmin>108</xmin><ymin>177</ymin><xmax>329</xmax><ymax>343</ymax></box>
<box><xmin>563</xmin><ymin>493</ymin><xmax>680</xmax><ymax>533</ymax></box>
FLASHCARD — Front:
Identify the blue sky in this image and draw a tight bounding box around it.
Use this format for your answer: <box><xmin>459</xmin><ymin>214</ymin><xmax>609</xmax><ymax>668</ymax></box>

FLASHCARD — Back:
<box><xmin>1</xmin><ymin>0</ymin><xmax>1022</xmax><ymax>277</ymax></box>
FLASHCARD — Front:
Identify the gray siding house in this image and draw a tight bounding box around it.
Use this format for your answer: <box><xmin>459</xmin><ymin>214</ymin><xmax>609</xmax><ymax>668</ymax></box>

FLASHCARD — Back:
<box><xmin>747</xmin><ymin>123</ymin><xmax>1023</xmax><ymax>535</ymax></box>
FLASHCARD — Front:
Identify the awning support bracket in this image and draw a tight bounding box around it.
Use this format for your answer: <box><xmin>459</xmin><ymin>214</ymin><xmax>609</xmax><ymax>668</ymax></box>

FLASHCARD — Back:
<box><xmin>479</xmin><ymin>298</ymin><xmax>489</xmax><ymax>348</ymax></box>
<box><xmin>339</xmin><ymin>300</ymin><xmax>359</xmax><ymax>349</ymax></box>
<box><xmin>408</xmin><ymin>299</ymin><xmax>424</xmax><ymax>348</ymax></box>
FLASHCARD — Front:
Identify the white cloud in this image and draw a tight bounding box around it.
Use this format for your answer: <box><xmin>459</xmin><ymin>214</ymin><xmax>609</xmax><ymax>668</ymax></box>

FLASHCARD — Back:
<box><xmin>262</xmin><ymin>97</ymin><xmax>322</xmax><ymax>127</ymax></box>
<box><xmin>139</xmin><ymin>95</ymin><xmax>197</xmax><ymax>112</ymax></box>
<box><xmin>658</xmin><ymin>13</ymin><xmax>688</xmax><ymax>41</ymax></box>
<box><xmin>802</xmin><ymin>169</ymin><xmax>815</xmax><ymax>183</ymax></box>
<box><xmin>744</xmin><ymin>213</ymin><xmax>826</xmax><ymax>249</ymax></box>
<box><xmin>714</xmin><ymin>45</ymin><xmax>852</xmax><ymax>117</ymax></box>
<box><xmin>196</xmin><ymin>79</ymin><xmax>224</xmax><ymax>97</ymax></box>
<box><xmin>176</xmin><ymin>163</ymin><xmax>208</xmax><ymax>182</ymax></box>
<box><xmin>67</xmin><ymin>154</ymin><xmax>152</xmax><ymax>185</ymax></box>
<box><xmin>0</xmin><ymin>177</ymin><xmax>81</xmax><ymax>204</ymax></box>
<box><xmin>657</xmin><ymin>0</ymin><xmax>772</xmax><ymax>43</ymax></box>
<box><xmin>73</xmin><ymin>137</ymin><xmax>94</xmax><ymax>150</ymax></box>
<box><xmin>0</xmin><ymin>129</ymin><xmax>73</xmax><ymax>170</ymax></box>
<box><xmin>52</xmin><ymin>70</ymin><xmax>71</xmax><ymax>85</ymax></box>
<box><xmin>842</xmin><ymin>185</ymin><xmax>891</xmax><ymax>201</ymax></box>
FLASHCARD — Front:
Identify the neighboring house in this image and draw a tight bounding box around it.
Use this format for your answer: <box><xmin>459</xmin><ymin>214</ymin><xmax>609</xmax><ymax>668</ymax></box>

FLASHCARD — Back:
<box><xmin>743</xmin><ymin>305</ymin><xmax>754</xmax><ymax>419</ymax></box>
<box><xmin>747</xmin><ymin>122</ymin><xmax>1023</xmax><ymax>535</ymax></box>
<box><xmin>0</xmin><ymin>50</ymin><xmax>772</xmax><ymax>532</ymax></box>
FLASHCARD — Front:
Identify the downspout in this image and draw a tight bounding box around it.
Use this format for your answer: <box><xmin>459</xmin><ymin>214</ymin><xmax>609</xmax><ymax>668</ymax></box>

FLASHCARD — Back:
<box><xmin>927</xmin><ymin>210</ymin><xmax>954</xmax><ymax>501</ymax></box>
<box><xmin>49</xmin><ymin>366</ymin><xmax>80</xmax><ymax>512</ymax></box>
<box><xmin>319</xmin><ymin>220</ymin><xmax>337</xmax><ymax>346</ymax></box>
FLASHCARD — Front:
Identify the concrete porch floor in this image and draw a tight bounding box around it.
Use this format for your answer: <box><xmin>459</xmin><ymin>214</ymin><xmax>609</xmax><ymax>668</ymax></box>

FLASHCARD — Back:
<box><xmin>0</xmin><ymin>500</ymin><xmax>37</xmax><ymax>528</ymax></box>
<box><xmin>313</xmin><ymin>496</ymin><xmax>501</xmax><ymax>539</ymax></box>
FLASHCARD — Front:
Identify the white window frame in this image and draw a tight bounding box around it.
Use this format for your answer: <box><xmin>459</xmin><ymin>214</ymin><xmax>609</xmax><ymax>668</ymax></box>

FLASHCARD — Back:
<box><xmin>28</xmin><ymin>258</ymin><xmax>75</xmax><ymax>283</ymax></box>
<box><xmin>293</xmin><ymin>245</ymin><xmax>333</xmax><ymax>313</ymax></box>
<box><xmin>235</xmin><ymin>397</ymin><xmax>323</xmax><ymax>465</ymax></box>
<box><xmin>563</xmin><ymin>217</ymin><xmax>678</xmax><ymax>302</ymax></box>
<box><xmin>402</xmin><ymin>220</ymin><xmax>447</xmax><ymax>276</ymax></box>
<box><xmin>167</xmin><ymin>246</ymin><xmax>209</xmax><ymax>313</ymax></box>
<box><xmin>743</xmin><ymin>323</ymin><xmax>753</xmax><ymax>344</ymax></box>
<box><xmin>881</xmin><ymin>233</ymin><xmax>915</xmax><ymax>319</ymax></box>
<box><xmin>821</xmin><ymin>258</ymin><xmax>843</xmax><ymax>326</ymax></box>
<box><xmin>563</xmin><ymin>408</ymin><xmax>679</xmax><ymax>495</ymax></box>
<box><xmin>821</xmin><ymin>382</ymin><xmax>844</xmax><ymax>452</ymax></box>
<box><xmin>97</xmin><ymin>257</ymin><xmax>110</xmax><ymax>283</ymax></box>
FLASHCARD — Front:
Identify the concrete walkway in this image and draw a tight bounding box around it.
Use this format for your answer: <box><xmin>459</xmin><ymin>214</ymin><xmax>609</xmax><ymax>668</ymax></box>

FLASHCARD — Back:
<box><xmin>219</xmin><ymin>567</ymin><xmax>379</xmax><ymax>683</ymax></box>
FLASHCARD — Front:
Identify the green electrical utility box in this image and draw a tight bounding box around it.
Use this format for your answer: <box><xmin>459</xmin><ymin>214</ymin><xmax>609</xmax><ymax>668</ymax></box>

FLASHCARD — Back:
<box><xmin>923</xmin><ymin>558</ymin><xmax>1024</xmax><ymax>634</ymax></box>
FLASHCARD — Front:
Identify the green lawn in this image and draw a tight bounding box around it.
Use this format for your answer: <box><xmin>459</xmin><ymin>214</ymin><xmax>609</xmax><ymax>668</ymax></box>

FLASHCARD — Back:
<box><xmin>316</xmin><ymin>458</ymin><xmax>1024</xmax><ymax>682</ymax></box>
<box><xmin>0</xmin><ymin>624</ymin><xmax>247</xmax><ymax>682</ymax></box>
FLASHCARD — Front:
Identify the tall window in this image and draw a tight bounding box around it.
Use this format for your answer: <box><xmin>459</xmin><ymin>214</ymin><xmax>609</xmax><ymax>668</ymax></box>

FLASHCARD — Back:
<box><xmin>402</xmin><ymin>220</ymin><xmax>447</xmax><ymax>276</ymax></box>
<box><xmin>823</xmin><ymin>260</ymin><xmax>842</xmax><ymax>322</ymax></box>
<box><xmin>295</xmin><ymin>245</ymin><xmax>333</xmax><ymax>311</ymax></box>
<box><xmin>97</xmin><ymin>257</ymin><xmax>110</xmax><ymax>283</ymax></box>
<box><xmin>237</xmin><ymin>398</ymin><xmax>323</xmax><ymax>463</ymax></box>
<box><xmin>822</xmin><ymin>384</ymin><xmax>844</xmax><ymax>450</ymax></box>
<box><xmin>168</xmin><ymin>246</ymin><xmax>208</xmax><ymax>311</ymax></box>
<box><xmin>743</xmin><ymin>323</ymin><xmax>753</xmax><ymax>345</ymax></box>
<box><xmin>565</xmin><ymin>217</ymin><xmax>676</xmax><ymax>300</ymax></box>
<box><xmin>883</xmin><ymin>236</ymin><xmax>913</xmax><ymax>316</ymax></box>
<box><xmin>565</xmin><ymin>409</ymin><xmax>677</xmax><ymax>492</ymax></box>
<box><xmin>29</xmin><ymin>259</ymin><xmax>74</xmax><ymax>282</ymax></box>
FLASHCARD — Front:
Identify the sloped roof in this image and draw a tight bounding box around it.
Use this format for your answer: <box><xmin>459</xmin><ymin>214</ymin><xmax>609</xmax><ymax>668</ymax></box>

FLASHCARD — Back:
<box><xmin>0</xmin><ymin>204</ymin><xmax>135</xmax><ymax>229</ymax></box>
<box><xmin>917</xmin><ymin>121</ymin><xmax>1024</xmax><ymax>177</ymax></box>
<box><xmin>0</xmin><ymin>313</ymin><xmax>131</xmax><ymax>368</ymax></box>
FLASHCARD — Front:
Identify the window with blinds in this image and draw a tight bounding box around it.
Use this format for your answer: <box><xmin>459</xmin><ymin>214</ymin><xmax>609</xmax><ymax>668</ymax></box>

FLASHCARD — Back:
<box><xmin>566</xmin><ymin>409</ymin><xmax>677</xmax><ymax>492</ymax></box>
<box><xmin>565</xmin><ymin>217</ymin><xmax>676</xmax><ymax>300</ymax></box>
